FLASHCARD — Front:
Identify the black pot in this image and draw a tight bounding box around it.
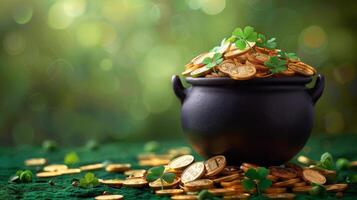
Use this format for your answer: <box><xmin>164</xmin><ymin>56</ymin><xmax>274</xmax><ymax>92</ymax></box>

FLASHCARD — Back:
<box><xmin>172</xmin><ymin>75</ymin><xmax>325</xmax><ymax>166</ymax></box>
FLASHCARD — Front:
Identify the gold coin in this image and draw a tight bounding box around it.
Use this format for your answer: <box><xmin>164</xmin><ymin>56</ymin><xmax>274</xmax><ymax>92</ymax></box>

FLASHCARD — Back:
<box><xmin>247</xmin><ymin>53</ymin><xmax>269</xmax><ymax>65</ymax></box>
<box><xmin>99</xmin><ymin>179</ymin><xmax>124</xmax><ymax>187</ymax></box>
<box><xmin>223</xmin><ymin>193</ymin><xmax>250</xmax><ymax>200</ymax></box>
<box><xmin>221</xmin><ymin>166</ymin><xmax>240</xmax><ymax>175</ymax></box>
<box><xmin>80</xmin><ymin>163</ymin><xmax>104</xmax><ymax>171</ymax></box>
<box><xmin>213</xmin><ymin>174</ymin><xmax>240</xmax><ymax>183</ymax></box>
<box><xmin>36</xmin><ymin>171</ymin><xmax>62</xmax><ymax>178</ymax></box>
<box><xmin>240</xmin><ymin>163</ymin><xmax>259</xmax><ymax>172</ymax></box>
<box><xmin>155</xmin><ymin>189</ymin><xmax>184</xmax><ymax>196</ymax></box>
<box><xmin>224</xmin><ymin>42</ymin><xmax>255</xmax><ymax>59</ymax></box>
<box><xmin>190</xmin><ymin>66</ymin><xmax>213</xmax><ymax>77</ymax></box>
<box><xmin>105</xmin><ymin>163</ymin><xmax>131</xmax><ymax>173</ymax></box>
<box><xmin>25</xmin><ymin>158</ymin><xmax>47</xmax><ymax>166</ymax></box>
<box><xmin>292</xmin><ymin>182</ymin><xmax>306</xmax><ymax>187</ymax></box>
<box><xmin>267</xmin><ymin>175</ymin><xmax>279</xmax><ymax>182</ymax></box>
<box><xmin>171</xmin><ymin>194</ymin><xmax>198</xmax><ymax>200</ymax></box>
<box><xmin>43</xmin><ymin>164</ymin><xmax>68</xmax><ymax>172</ymax></box>
<box><xmin>263</xmin><ymin>193</ymin><xmax>296</xmax><ymax>199</ymax></box>
<box><xmin>205</xmin><ymin>155</ymin><xmax>226</xmax><ymax>177</ymax></box>
<box><xmin>221</xmin><ymin>179</ymin><xmax>241</xmax><ymax>187</ymax></box>
<box><xmin>94</xmin><ymin>195</ymin><xmax>123</xmax><ymax>200</ymax></box>
<box><xmin>269</xmin><ymin>166</ymin><xmax>297</xmax><ymax>179</ymax></box>
<box><xmin>255</xmin><ymin>71</ymin><xmax>273</xmax><ymax>78</ymax></box>
<box><xmin>184</xmin><ymin>179</ymin><xmax>213</xmax><ymax>191</ymax></box>
<box><xmin>308</xmin><ymin>165</ymin><xmax>337</xmax><ymax>180</ymax></box>
<box><xmin>302</xmin><ymin>169</ymin><xmax>326</xmax><ymax>185</ymax></box>
<box><xmin>288</xmin><ymin>63</ymin><xmax>314</xmax><ymax>76</ymax></box>
<box><xmin>292</xmin><ymin>186</ymin><xmax>312</xmax><ymax>193</ymax></box>
<box><xmin>272</xmin><ymin>178</ymin><xmax>300</xmax><ymax>187</ymax></box>
<box><xmin>124</xmin><ymin>169</ymin><xmax>146</xmax><ymax>177</ymax></box>
<box><xmin>229</xmin><ymin>65</ymin><xmax>256</xmax><ymax>80</ymax></box>
<box><xmin>122</xmin><ymin>178</ymin><xmax>148</xmax><ymax>188</ymax></box>
<box><xmin>297</xmin><ymin>155</ymin><xmax>315</xmax><ymax>165</ymax></box>
<box><xmin>264</xmin><ymin>187</ymin><xmax>287</xmax><ymax>194</ymax></box>
<box><xmin>218</xmin><ymin>62</ymin><xmax>236</xmax><ymax>75</ymax></box>
<box><xmin>207</xmin><ymin>188</ymin><xmax>237</xmax><ymax>196</ymax></box>
<box><xmin>191</xmin><ymin>52</ymin><xmax>215</xmax><ymax>67</ymax></box>
<box><xmin>168</xmin><ymin>155</ymin><xmax>195</xmax><ymax>170</ymax></box>
<box><xmin>138</xmin><ymin>158</ymin><xmax>171</xmax><ymax>167</ymax></box>
<box><xmin>181</xmin><ymin>162</ymin><xmax>205</xmax><ymax>183</ymax></box>
<box><xmin>58</xmin><ymin>168</ymin><xmax>81</xmax><ymax>175</ymax></box>
<box><xmin>182</xmin><ymin>65</ymin><xmax>200</xmax><ymax>76</ymax></box>
<box><xmin>325</xmin><ymin>184</ymin><xmax>348</xmax><ymax>192</ymax></box>
<box><xmin>149</xmin><ymin>177</ymin><xmax>181</xmax><ymax>189</ymax></box>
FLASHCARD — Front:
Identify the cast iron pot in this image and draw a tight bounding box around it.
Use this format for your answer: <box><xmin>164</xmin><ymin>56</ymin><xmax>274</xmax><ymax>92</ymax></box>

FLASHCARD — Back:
<box><xmin>172</xmin><ymin>74</ymin><xmax>324</xmax><ymax>166</ymax></box>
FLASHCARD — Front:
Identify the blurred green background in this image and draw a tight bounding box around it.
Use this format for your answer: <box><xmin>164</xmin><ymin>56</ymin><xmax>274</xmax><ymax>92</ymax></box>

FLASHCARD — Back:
<box><xmin>0</xmin><ymin>0</ymin><xmax>356</xmax><ymax>146</ymax></box>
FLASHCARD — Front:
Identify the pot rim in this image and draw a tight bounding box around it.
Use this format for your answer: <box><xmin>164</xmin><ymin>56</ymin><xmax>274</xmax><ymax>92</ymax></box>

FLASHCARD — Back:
<box><xmin>185</xmin><ymin>76</ymin><xmax>313</xmax><ymax>86</ymax></box>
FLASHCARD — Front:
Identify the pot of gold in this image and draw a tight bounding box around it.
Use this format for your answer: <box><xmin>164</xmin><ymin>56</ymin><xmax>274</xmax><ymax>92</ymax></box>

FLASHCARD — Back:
<box><xmin>172</xmin><ymin>26</ymin><xmax>324</xmax><ymax>166</ymax></box>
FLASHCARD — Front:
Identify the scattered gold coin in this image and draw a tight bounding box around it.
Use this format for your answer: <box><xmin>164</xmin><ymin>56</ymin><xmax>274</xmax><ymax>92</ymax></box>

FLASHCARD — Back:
<box><xmin>171</xmin><ymin>194</ymin><xmax>198</xmax><ymax>200</ymax></box>
<box><xmin>325</xmin><ymin>184</ymin><xmax>348</xmax><ymax>192</ymax></box>
<box><xmin>205</xmin><ymin>155</ymin><xmax>226</xmax><ymax>177</ymax></box>
<box><xmin>184</xmin><ymin>179</ymin><xmax>214</xmax><ymax>191</ymax></box>
<box><xmin>213</xmin><ymin>174</ymin><xmax>240</xmax><ymax>183</ymax></box>
<box><xmin>36</xmin><ymin>171</ymin><xmax>62</xmax><ymax>178</ymax></box>
<box><xmin>269</xmin><ymin>166</ymin><xmax>297</xmax><ymax>179</ymax></box>
<box><xmin>155</xmin><ymin>189</ymin><xmax>184</xmax><ymax>196</ymax></box>
<box><xmin>149</xmin><ymin>177</ymin><xmax>181</xmax><ymax>189</ymax></box>
<box><xmin>272</xmin><ymin>178</ymin><xmax>300</xmax><ymax>187</ymax></box>
<box><xmin>99</xmin><ymin>179</ymin><xmax>124</xmax><ymax>187</ymax></box>
<box><xmin>80</xmin><ymin>163</ymin><xmax>104</xmax><ymax>171</ymax></box>
<box><xmin>302</xmin><ymin>169</ymin><xmax>326</xmax><ymax>185</ymax></box>
<box><xmin>105</xmin><ymin>163</ymin><xmax>131</xmax><ymax>173</ymax></box>
<box><xmin>25</xmin><ymin>158</ymin><xmax>47</xmax><ymax>166</ymax></box>
<box><xmin>124</xmin><ymin>169</ymin><xmax>146</xmax><ymax>177</ymax></box>
<box><xmin>94</xmin><ymin>194</ymin><xmax>123</xmax><ymax>200</ymax></box>
<box><xmin>58</xmin><ymin>168</ymin><xmax>81</xmax><ymax>175</ymax></box>
<box><xmin>43</xmin><ymin>164</ymin><xmax>68</xmax><ymax>172</ymax></box>
<box><xmin>263</xmin><ymin>193</ymin><xmax>296</xmax><ymax>199</ymax></box>
<box><xmin>122</xmin><ymin>178</ymin><xmax>148</xmax><ymax>188</ymax></box>
<box><xmin>223</xmin><ymin>193</ymin><xmax>250</xmax><ymax>200</ymax></box>
<box><xmin>264</xmin><ymin>187</ymin><xmax>287</xmax><ymax>194</ymax></box>
<box><xmin>181</xmin><ymin>162</ymin><xmax>205</xmax><ymax>183</ymax></box>
<box><xmin>168</xmin><ymin>155</ymin><xmax>195</xmax><ymax>170</ymax></box>
<box><xmin>207</xmin><ymin>188</ymin><xmax>237</xmax><ymax>196</ymax></box>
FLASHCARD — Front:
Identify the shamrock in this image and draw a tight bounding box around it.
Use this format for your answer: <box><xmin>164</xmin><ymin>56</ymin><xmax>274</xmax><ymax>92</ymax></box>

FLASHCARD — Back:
<box><xmin>336</xmin><ymin>158</ymin><xmax>350</xmax><ymax>171</ymax></box>
<box><xmin>9</xmin><ymin>170</ymin><xmax>33</xmax><ymax>183</ymax></box>
<box><xmin>231</xmin><ymin>26</ymin><xmax>258</xmax><ymax>50</ymax></box>
<box><xmin>257</xmin><ymin>33</ymin><xmax>277</xmax><ymax>50</ymax></box>
<box><xmin>278</xmin><ymin>51</ymin><xmax>300</xmax><ymax>61</ymax></box>
<box><xmin>79</xmin><ymin>172</ymin><xmax>99</xmax><ymax>188</ymax></box>
<box><xmin>64</xmin><ymin>151</ymin><xmax>80</xmax><ymax>165</ymax></box>
<box><xmin>198</xmin><ymin>190</ymin><xmax>220</xmax><ymax>200</ymax></box>
<box><xmin>264</xmin><ymin>56</ymin><xmax>287</xmax><ymax>74</ymax></box>
<box><xmin>202</xmin><ymin>53</ymin><xmax>223</xmax><ymax>69</ymax></box>
<box><xmin>242</xmin><ymin>167</ymin><xmax>272</xmax><ymax>196</ymax></box>
<box><xmin>146</xmin><ymin>165</ymin><xmax>176</xmax><ymax>190</ymax></box>
<box><xmin>317</xmin><ymin>152</ymin><xmax>335</xmax><ymax>170</ymax></box>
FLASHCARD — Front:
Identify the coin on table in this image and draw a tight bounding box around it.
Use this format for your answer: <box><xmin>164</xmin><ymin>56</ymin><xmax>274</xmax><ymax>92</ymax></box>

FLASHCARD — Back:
<box><xmin>124</xmin><ymin>169</ymin><xmax>146</xmax><ymax>177</ymax></box>
<box><xmin>184</xmin><ymin>179</ymin><xmax>213</xmax><ymax>191</ymax></box>
<box><xmin>149</xmin><ymin>177</ymin><xmax>181</xmax><ymax>189</ymax></box>
<box><xmin>105</xmin><ymin>163</ymin><xmax>131</xmax><ymax>173</ymax></box>
<box><xmin>122</xmin><ymin>177</ymin><xmax>148</xmax><ymax>188</ymax></box>
<box><xmin>264</xmin><ymin>187</ymin><xmax>287</xmax><ymax>194</ymax></box>
<box><xmin>302</xmin><ymin>169</ymin><xmax>326</xmax><ymax>185</ymax></box>
<box><xmin>58</xmin><ymin>168</ymin><xmax>81</xmax><ymax>175</ymax></box>
<box><xmin>288</xmin><ymin>63</ymin><xmax>315</xmax><ymax>76</ymax></box>
<box><xmin>325</xmin><ymin>184</ymin><xmax>348</xmax><ymax>192</ymax></box>
<box><xmin>155</xmin><ymin>189</ymin><xmax>184</xmax><ymax>196</ymax></box>
<box><xmin>43</xmin><ymin>164</ymin><xmax>68</xmax><ymax>172</ymax></box>
<box><xmin>80</xmin><ymin>163</ymin><xmax>104</xmax><ymax>171</ymax></box>
<box><xmin>171</xmin><ymin>194</ymin><xmax>198</xmax><ymax>200</ymax></box>
<box><xmin>229</xmin><ymin>65</ymin><xmax>256</xmax><ymax>80</ymax></box>
<box><xmin>272</xmin><ymin>178</ymin><xmax>301</xmax><ymax>187</ymax></box>
<box><xmin>223</xmin><ymin>193</ymin><xmax>250</xmax><ymax>200</ymax></box>
<box><xmin>263</xmin><ymin>193</ymin><xmax>296</xmax><ymax>199</ymax></box>
<box><xmin>269</xmin><ymin>166</ymin><xmax>297</xmax><ymax>179</ymax></box>
<box><xmin>36</xmin><ymin>171</ymin><xmax>62</xmax><ymax>178</ymax></box>
<box><xmin>213</xmin><ymin>173</ymin><xmax>240</xmax><ymax>183</ymax></box>
<box><xmin>168</xmin><ymin>155</ymin><xmax>195</xmax><ymax>170</ymax></box>
<box><xmin>181</xmin><ymin>162</ymin><xmax>205</xmax><ymax>183</ymax></box>
<box><xmin>292</xmin><ymin>185</ymin><xmax>312</xmax><ymax>193</ymax></box>
<box><xmin>207</xmin><ymin>188</ymin><xmax>237</xmax><ymax>196</ymax></box>
<box><xmin>297</xmin><ymin>155</ymin><xmax>315</xmax><ymax>165</ymax></box>
<box><xmin>25</xmin><ymin>158</ymin><xmax>47</xmax><ymax>166</ymax></box>
<box><xmin>205</xmin><ymin>155</ymin><xmax>226</xmax><ymax>177</ymax></box>
<box><xmin>94</xmin><ymin>195</ymin><xmax>123</xmax><ymax>200</ymax></box>
<box><xmin>99</xmin><ymin>179</ymin><xmax>124</xmax><ymax>187</ymax></box>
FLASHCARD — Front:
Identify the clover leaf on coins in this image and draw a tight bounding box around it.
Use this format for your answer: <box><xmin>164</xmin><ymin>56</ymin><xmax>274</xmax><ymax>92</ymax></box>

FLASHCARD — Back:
<box><xmin>264</xmin><ymin>56</ymin><xmax>287</xmax><ymax>74</ymax></box>
<box><xmin>317</xmin><ymin>152</ymin><xmax>335</xmax><ymax>170</ymax></box>
<box><xmin>79</xmin><ymin>172</ymin><xmax>99</xmax><ymax>188</ymax></box>
<box><xmin>202</xmin><ymin>53</ymin><xmax>223</xmax><ymax>70</ymax></box>
<box><xmin>257</xmin><ymin>33</ymin><xmax>277</xmax><ymax>50</ymax></box>
<box><xmin>242</xmin><ymin>167</ymin><xmax>272</xmax><ymax>196</ymax></box>
<box><xmin>230</xmin><ymin>26</ymin><xmax>258</xmax><ymax>50</ymax></box>
<box><xmin>198</xmin><ymin>190</ymin><xmax>220</xmax><ymax>200</ymax></box>
<box><xmin>278</xmin><ymin>51</ymin><xmax>300</xmax><ymax>62</ymax></box>
<box><xmin>146</xmin><ymin>165</ymin><xmax>176</xmax><ymax>190</ymax></box>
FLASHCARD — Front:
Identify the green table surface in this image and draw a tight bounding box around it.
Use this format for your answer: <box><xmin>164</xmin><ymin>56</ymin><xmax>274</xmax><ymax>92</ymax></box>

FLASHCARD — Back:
<box><xmin>1</xmin><ymin>135</ymin><xmax>357</xmax><ymax>200</ymax></box>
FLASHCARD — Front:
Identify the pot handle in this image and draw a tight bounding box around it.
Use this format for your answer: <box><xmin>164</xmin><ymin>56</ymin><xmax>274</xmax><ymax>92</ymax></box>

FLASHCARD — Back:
<box><xmin>308</xmin><ymin>74</ymin><xmax>325</xmax><ymax>104</ymax></box>
<box><xmin>172</xmin><ymin>75</ymin><xmax>187</xmax><ymax>103</ymax></box>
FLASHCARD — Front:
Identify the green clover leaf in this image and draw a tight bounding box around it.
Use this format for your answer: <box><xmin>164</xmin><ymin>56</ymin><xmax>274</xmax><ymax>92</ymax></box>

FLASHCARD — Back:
<box><xmin>79</xmin><ymin>172</ymin><xmax>99</xmax><ymax>188</ymax></box>
<box><xmin>336</xmin><ymin>158</ymin><xmax>350</xmax><ymax>170</ymax></box>
<box><xmin>235</xmin><ymin>39</ymin><xmax>247</xmax><ymax>50</ymax></box>
<box><xmin>257</xmin><ymin>33</ymin><xmax>277</xmax><ymax>50</ymax></box>
<box><xmin>317</xmin><ymin>152</ymin><xmax>334</xmax><ymax>170</ymax></box>
<box><xmin>146</xmin><ymin>165</ymin><xmax>176</xmax><ymax>190</ymax></box>
<box><xmin>242</xmin><ymin>179</ymin><xmax>255</xmax><ymax>191</ymax></box>
<box><xmin>257</xmin><ymin>179</ymin><xmax>272</xmax><ymax>191</ymax></box>
<box><xmin>257</xmin><ymin>167</ymin><xmax>269</xmax><ymax>180</ymax></box>
<box><xmin>245</xmin><ymin>168</ymin><xmax>260</xmax><ymax>180</ymax></box>
<box><xmin>264</xmin><ymin>56</ymin><xmax>287</xmax><ymax>74</ymax></box>
<box><xmin>198</xmin><ymin>190</ymin><xmax>220</xmax><ymax>200</ymax></box>
<box><xmin>161</xmin><ymin>172</ymin><xmax>176</xmax><ymax>183</ymax></box>
<box><xmin>64</xmin><ymin>151</ymin><xmax>80</xmax><ymax>165</ymax></box>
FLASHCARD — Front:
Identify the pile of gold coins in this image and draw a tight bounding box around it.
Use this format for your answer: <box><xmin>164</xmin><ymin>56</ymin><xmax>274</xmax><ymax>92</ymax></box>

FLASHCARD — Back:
<box><xmin>25</xmin><ymin>152</ymin><xmax>351</xmax><ymax>200</ymax></box>
<box><xmin>182</xmin><ymin>41</ymin><xmax>317</xmax><ymax>80</ymax></box>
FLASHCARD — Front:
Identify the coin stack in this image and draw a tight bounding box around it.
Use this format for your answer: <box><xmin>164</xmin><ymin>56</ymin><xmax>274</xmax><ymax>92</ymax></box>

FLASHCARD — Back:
<box><xmin>182</xmin><ymin>38</ymin><xmax>317</xmax><ymax>80</ymax></box>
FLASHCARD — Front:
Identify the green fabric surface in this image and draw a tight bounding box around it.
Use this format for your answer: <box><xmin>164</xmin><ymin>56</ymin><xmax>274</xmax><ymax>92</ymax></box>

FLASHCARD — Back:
<box><xmin>1</xmin><ymin>135</ymin><xmax>357</xmax><ymax>200</ymax></box>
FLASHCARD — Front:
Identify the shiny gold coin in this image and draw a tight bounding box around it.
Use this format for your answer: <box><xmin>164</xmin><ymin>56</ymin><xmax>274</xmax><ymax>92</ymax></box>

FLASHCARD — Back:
<box><xmin>302</xmin><ymin>169</ymin><xmax>326</xmax><ymax>185</ymax></box>
<box><xmin>139</xmin><ymin>158</ymin><xmax>171</xmax><ymax>167</ymax></box>
<box><xmin>58</xmin><ymin>168</ymin><xmax>81</xmax><ymax>175</ymax></box>
<box><xmin>297</xmin><ymin>155</ymin><xmax>316</xmax><ymax>165</ymax></box>
<box><xmin>264</xmin><ymin>187</ymin><xmax>287</xmax><ymax>194</ymax></box>
<box><xmin>208</xmin><ymin>188</ymin><xmax>237</xmax><ymax>196</ymax></box>
<box><xmin>221</xmin><ymin>166</ymin><xmax>240</xmax><ymax>175</ymax></box>
<box><xmin>168</xmin><ymin>155</ymin><xmax>195</xmax><ymax>170</ymax></box>
<box><xmin>155</xmin><ymin>189</ymin><xmax>184</xmax><ymax>196</ymax></box>
<box><xmin>205</xmin><ymin>155</ymin><xmax>226</xmax><ymax>177</ymax></box>
<box><xmin>224</xmin><ymin>42</ymin><xmax>255</xmax><ymax>59</ymax></box>
<box><xmin>105</xmin><ymin>163</ymin><xmax>131</xmax><ymax>173</ymax></box>
<box><xmin>221</xmin><ymin>179</ymin><xmax>241</xmax><ymax>187</ymax></box>
<box><xmin>36</xmin><ymin>171</ymin><xmax>62</xmax><ymax>178</ymax></box>
<box><xmin>190</xmin><ymin>66</ymin><xmax>213</xmax><ymax>77</ymax></box>
<box><xmin>229</xmin><ymin>65</ymin><xmax>256</xmax><ymax>80</ymax></box>
<box><xmin>263</xmin><ymin>193</ymin><xmax>296</xmax><ymax>199</ymax></box>
<box><xmin>25</xmin><ymin>158</ymin><xmax>47</xmax><ymax>166</ymax></box>
<box><xmin>191</xmin><ymin>52</ymin><xmax>215</xmax><ymax>67</ymax></box>
<box><xmin>184</xmin><ymin>179</ymin><xmax>213</xmax><ymax>191</ymax></box>
<box><xmin>185</xmin><ymin>62</ymin><xmax>194</xmax><ymax>69</ymax></box>
<box><xmin>223</xmin><ymin>193</ymin><xmax>250</xmax><ymax>200</ymax></box>
<box><xmin>80</xmin><ymin>163</ymin><xmax>104</xmax><ymax>171</ymax></box>
<box><xmin>288</xmin><ymin>63</ymin><xmax>314</xmax><ymax>76</ymax></box>
<box><xmin>213</xmin><ymin>174</ymin><xmax>240</xmax><ymax>183</ymax></box>
<box><xmin>122</xmin><ymin>178</ymin><xmax>148</xmax><ymax>188</ymax></box>
<box><xmin>267</xmin><ymin>174</ymin><xmax>279</xmax><ymax>182</ymax></box>
<box><xmin>99</xmin><ymin>179</ymin><xmax>124</xmax><ymax>187</ymax></box>
<box><xmin>181</xmin><ymin>162</ymin><xmax>205</xmax><ymax>183</ymax></box>
<box><xmin>124</xmin><ymin>169</ymin><xmax>146</xmax><ymax>177</ymax></box>
<box><xmin>325</xmin><ymin>184</ymin><xmax>348</xmax><ymax>192</ymax></box>
<box><xmin>269</xmin><ymin>166</ymin><xmax>297</xmax><ymax>179</ymax></box>
<box><xmin>272</xmin><ymin>178</ymin><xmax>300</xmax><ymax>187</ymax></box>
<box><xmin>217</xmin><ymin>40</ymin><xmax>231</xmax><ymax>54</ymax></box>
<box><xmin>43</xmin><ymin>164</ymin><xmax>68</xmax><ymax>172</ymax></box>
<box><xmin>171</xmin><ymin>194</ymin><xmax>198</xmax><ymax>200</ymax></box>
<box><xmin>292</xmin><ymin>182</ymin><xmax>306</xmax><ymax>187</ymax></box>
<box><xmin>255</xmin><ymin>71</ymin><xmax>273</xmax><ymax>78</ymax></box>
<box><xmin>168</xmin><ymin>147</ymin><xmax>192</xmax><ymax>157</ymax></box>
<box><xmin>182</xmin><ymin>65</ymin><xmax>200</xmax><ymax>76</ymax></box>
<box><xmin>218</xmin><ymin>62</ymin><xmax>236</xmax><ymax>75</ymax></box>
<box><xmin>149</xmin><ymin>177</ymin><xmax>181</xmax><ymax>189</ymax></box>
<box><xmin>94</xmin><ymin>194</ymin><xmax>123</xmax><ymax>200</ymax></box>
<box><xmin>247</xmin><ymin>53</ymin><xmax>269</xmax><ymax>65</ymax></box>
<box><xmin>292</xmin><ymin>186</ymin><xmax>312</xmax><ymax>193</ymax></box>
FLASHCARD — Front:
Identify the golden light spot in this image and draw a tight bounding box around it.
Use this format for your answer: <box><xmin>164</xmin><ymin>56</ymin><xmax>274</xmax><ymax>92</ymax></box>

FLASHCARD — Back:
<box><xmin>3</xmin><ymin>32</ymin><xmax>26</xmax><ymax>55</ymax></box>
<box><xmin>13</xmin><ymin>5</ymin><xmax>33</xmax><ymax>24</ymax></box>
<box><xmin>200</xmin><ymin>0</ymin><xmax>226</xmax><ymax>15</ymax></box>
<box><xmin>63</xmin><ymin>0</ymin><xmax>87</xmax><ymax>17</ymax></box>
<box><xmin>300</xmin><ymin>25</ymin><xmax>327</xmax><ymax>49</ymax></box>
<box><xmin>76</xmin><ymin>22</ymin><xmax>102</xmax><ymax>47</ymax></box>
<box><xmin>47</xmin><ymin>1</ymin><xmax>74</xmax><ymax>29</ymax></box>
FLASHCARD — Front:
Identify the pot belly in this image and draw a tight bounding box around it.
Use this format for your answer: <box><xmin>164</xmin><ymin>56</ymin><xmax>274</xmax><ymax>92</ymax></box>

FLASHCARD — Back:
<box><xmin>181</xmin><ymin>87</ymin><xmax>314</xmax><ymax>166</ymax></box>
